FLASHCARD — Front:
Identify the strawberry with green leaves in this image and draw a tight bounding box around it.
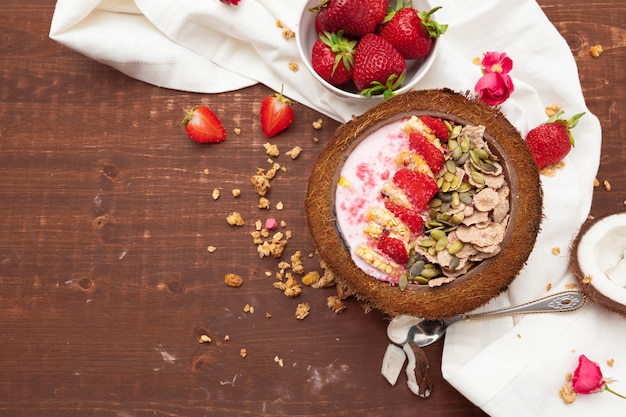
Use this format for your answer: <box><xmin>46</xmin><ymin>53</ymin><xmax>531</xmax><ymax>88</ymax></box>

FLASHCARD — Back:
<box><xmin>378</xmin><ymin>1</ymin><xmax>447</xmax><ymax>60</ymax></box>
<box><xmin>260</xmin><ymin>87</ymin><xmax>295</xmax><ymax>138</ymax></box>
<box><xmin>312</xmin><ymin>0</ymin><xmax>387</xmax><ymax>38</ymax></box>
<box><xmin>311</xmin><ymin>31</ymin><xmax>356</xmax><ymax>86</ymax></box>
<box><xmin>353</xmin><ymin>33</ymin><xmax>407</xmax><ymax>97</ymax></box>
<box><xmin>181</xmin><ymin>105</ymin><xmax>226</xmax><ymax>143</ymax></box>
<box><xmin>526</xmin><ymin>110</ymin><xmax>585</xmax><ymax>169</ymax></box>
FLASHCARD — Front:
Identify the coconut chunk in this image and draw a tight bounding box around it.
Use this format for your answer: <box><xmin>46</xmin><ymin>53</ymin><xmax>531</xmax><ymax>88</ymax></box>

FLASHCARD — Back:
<box><xmin>381</xmin><ymin>343</ymin><xmax>407</xmax><ymax>386</ymax></box>
<box><xmin>403</xmin><ymin>341</ymin><xmax>433</xmax><ymax>397</ymax></box>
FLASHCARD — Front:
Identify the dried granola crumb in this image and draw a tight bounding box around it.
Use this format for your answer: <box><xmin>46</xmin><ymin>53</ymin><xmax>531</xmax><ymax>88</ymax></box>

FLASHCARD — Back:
<box><xmin>582</xmin><ymin>274</ymin><xmax>593</xmax><ymax>284</ymax></box>
<box><xmin>199</xmin><ymin>334</ymin><xmax>212</xmax><ymax>343</ymax></box>
<box><xmin>265</xmin><ymin>312</ymin><xmax>272</xmax><ymax>319</ymax></box>
<box><xmin>275</xmin><ymin>201</ymin><xmax>284</xmax><ymax>211</ymax></box>
<box><xmin>302</xmin><ymin>271</ymin><xmax>320</xmax><ymax>286</ymax></box>
<box><xmin>226</xmin><ymin>212</ymin><xmax>245</xmax><ymax>226</ymax></box>
<box><xmin>589</xmin><ymin>44</ymin><xmax>603</xmax><ymax>58</ymax></box>
<box><xmin>565</xmin><ymin>282</ymin><xmax>578</xmax><ymax>289</ymax></box>
<box><xmin>234</xmin><ymin>127</ymin><xmax>241</xmax><ymax>135</ymax></box>
<box><xmin>288</xmin><ymin>62</ymin><xmax>299</xmax><ymax>72</ymax></box>
<box><xmin>607</xmin><ymin>358</ymin><xmax>615</xmax><ymax>367</ymax></box>
<box><xmin>603</xmin><ymin>180</ymin><xmax>611</xmax><ymax>191</ymax></box>
<box><xmin>274</xmin><ymin>355</ymin><xmax>284</xmax><ymax>367</ymax></box>
<box><xmin>212</xmin><ymin>189</ymin><xmax>220</xmax><ymax>200</ymax></box>
<box><xmin>545</xmin><ymin>104</ymin><xmax>561</xmax><ymax>118</ymax></box>
<box><xmin>240</xmin><ymin>348</ymin><xmax>247</xmax><ymax>358</ymax></box>
<box><xmin>243</xmin><ymin>303</ymin><xmax>254</xmax><ymax>313</ymax></box>
<box><xmin>594</xmin><ymin>177</ymin><xmax>600</xmax><ymax>187</ymax></box>
<box><xmin>312</xmin><ymin>118</ymin><xmax>323</xmax><ymax>130</ymax></box>
<box><xmin>263</xmin><ymin>142</ymin><xmax>280</xmax><ymax>157</ymax></box>
<box><xmin>559</xmin><ymin>383</ymin><xmax>576</xmax><ymax>404</ymax></box>
<box><xmin>280</xmin><ymin>220</ymin><xmax>287</xmax><ymax>227</ymax></box>
<box><xmin>203</xmin><ymin>168</ymin><xmax>210</xmax><ymax>175</ymax></box>
<box><xmin>258</xmin><ymin>197</ymin><xmax>270</xmax><ymax>209</ymax></box>
<box><xmin>224</xmin><ymin>335</ymin><xmax>230</xmax><ymax>341</ymax></box>
<box><xmin>282</xmin><ymin>28</ymin><xmax>295</xmax><ymax>40</ymax></box>
<box><xmin>207</xmin><ymin>245</ymin><xmax>217</xmax><ymax>253</ymax></box>
<box><xmin>295</xmin><ymin>302</ymin><xmax>311</xmax><ymax>319</ymax></box>
<box><xmin>327</xmin><ymin>295</ymin><xmax>347</xmax><ymax>313</ymax></box>
<box><xmin>546</xmin><ymin>283</ymin><xmax>552</xmax><ymax>292</ymax></box>
<box><xmin>291</xmin><ymin>251</ymin><xmax>304</xmax><ymax>274</ymax></box>
<box><xmin>224</xmin><ymin>273</ymin><xmax>244</xmax><ymax>287</ymax></box>
<box><xmin>552</xmin><ymin>247</ymin><xmax>561</xmax><ymax>256</ymax></box>
<box><xmin>232</xmin><ymin>188</ymin><xmax>241</xmax><ymax>197</ymax></box>
<box><xmin>313</xmin><ymin>137</ymin><xmax>319</xmax><ymax>143</ymax></box>
<box><xmin>285</xmin><ymin>146</ymin><xmax>302</xmax><ymax>159</ymax></box>
<box><xmin>565</xmin><ymin>372</ymin><xmax>573</xmax><ymax>382</ymax></box>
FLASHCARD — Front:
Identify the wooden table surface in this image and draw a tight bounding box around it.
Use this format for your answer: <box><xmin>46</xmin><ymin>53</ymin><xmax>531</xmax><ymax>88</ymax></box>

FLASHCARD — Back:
<box><xmin>1</xmin><ymin>1</ymin><xmax>624</xmax><ymax>416</ymax></box>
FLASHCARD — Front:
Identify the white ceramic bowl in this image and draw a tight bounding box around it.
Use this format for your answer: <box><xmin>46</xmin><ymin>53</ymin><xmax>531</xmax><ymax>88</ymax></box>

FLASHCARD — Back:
<box><xmin>296</xmin><ymin>0</ymin><xmax>440</xmax><ymax>101</ymax></box>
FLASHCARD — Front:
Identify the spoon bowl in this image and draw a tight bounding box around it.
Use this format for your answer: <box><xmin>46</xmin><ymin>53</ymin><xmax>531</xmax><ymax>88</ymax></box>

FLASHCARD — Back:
<box><xmin>387</xmin><ymin>290</ymin><xmax>587</xmax><ymax>347</ymax></box>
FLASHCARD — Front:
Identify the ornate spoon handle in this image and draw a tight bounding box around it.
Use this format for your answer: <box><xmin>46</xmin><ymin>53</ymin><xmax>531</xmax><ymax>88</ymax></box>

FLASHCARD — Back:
<box><xmin>461</xmin><ymin>290</ymin><xmax>586</xmax><ymax>321</ymax></box>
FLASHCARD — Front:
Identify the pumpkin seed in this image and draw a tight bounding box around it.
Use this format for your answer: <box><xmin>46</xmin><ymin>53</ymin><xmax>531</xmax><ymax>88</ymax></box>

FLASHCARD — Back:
<box><xmin>409</xmin><ymin>260</ymin><xmax>425</xmax><ymax>277</ymax></box>
<box><xmin>420</xmin><ymin>266</ymin><xmax>441</xmax><ymax>279</ymax></box>
<box><xmin>425</xmin><ymin>220</ymin><xmax>443</xmax><ymax>228</ymax></box>
<box><xmin>435</xmin><ymin>236</ymin><xmax>449</xmax><ymax>252</ymax></box>
<box><xmin>457</xmin><ymin>151</ymin><xmax>470</xmax><ymax>164</ymax></box>
<box><xmin>446</xmin><ymin>159</ymin><xmax>457</xmax><ymax>174</ymax></box>
<box><xmin>451</xmin><ymin>212</ymin><xmax>465</xmax><ymax>225</ymax></box>
<box><xmin>429</xmin><ymin>198</ymin><xmax>442</xmax><ymax>208</ymax></box>
<box><xmin>399</xmin><ymin>273</ymin><xmax>409</xmax><ymax>291</ymax></box>
<box><xmin>443</xmin><ymin>171</ymin><xmax>455</xmax><ymax>183</ymax></box>
<box><xmin>451</xmin><ymin>125</ymin><xmax>463</xmax><ymax>139</ymax></box>
<box><xmin>437</xmin><ymin>191</ymin><xmax>452</xmax><ymax>203</ymax></box>
<box><xmin>448</xmin><ymin>240</ymin><xmax>464</xmax><ymax>255</ymax></box>
<box><xmin>452</xmin><ymin>146</ymin><xmax>463</xmax><ymax>160</ymax></box>
<box><xmin>418</xmin><ymin>238</ymin><xmax>436</xmax><ymax>248</ymax></box>
<box><xmin>429</xmin><ymin>229</ymin><xmax>447</xmax><ymax>241</ymax></box>
<box><xmin>449</xmin><ymin>256</ymin><xmax>460</xmax><ymax>270</ymax></box>
<box><xmin>414</xmin><ymin>276</ymin><xmax>430</xmax><ymax>285</ymax></box>
<box><xmin>460</xmin><ymin>136</ymin><xmax>470</xmax><ymax>153</ymax></box>
<box><xmin>451</xmin><ymin>192</ymin><xmax>460</xmax><ymax>208</ymax></box>
<box><xmin>457</xmin><ymin>182</ymin><xmax>473</xmax><ymax>193</ymax></box>
<box><xmin>471</xmin><ymin>171</ymin><xmax>485</xmax><ymax>185</ymax></box>
<box><xmin>441</xmin><ymin>181</ymin><xmax>451</xmax><ymax>192</ymax></box>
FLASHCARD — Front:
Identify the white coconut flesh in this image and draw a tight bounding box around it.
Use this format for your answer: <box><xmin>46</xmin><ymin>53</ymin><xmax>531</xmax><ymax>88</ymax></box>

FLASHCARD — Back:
<box><xmin>576</xmin><ymin>212</ymin><xmax>626</xmax><ymax>306</ymax></box>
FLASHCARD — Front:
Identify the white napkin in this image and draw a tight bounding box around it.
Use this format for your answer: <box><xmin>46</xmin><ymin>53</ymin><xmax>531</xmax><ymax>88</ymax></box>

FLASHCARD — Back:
<box><xmin>50</xmin><ymin>0</ymin><xmax>623</xmax><ymax>415</ymax></box>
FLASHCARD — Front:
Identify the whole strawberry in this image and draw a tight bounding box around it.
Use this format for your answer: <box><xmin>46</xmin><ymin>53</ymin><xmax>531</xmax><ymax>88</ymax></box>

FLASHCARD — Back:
<box><xmin>181</xmin><ymin>105</ymin><xmax>226</xmax><ymax>143</ymax></box>
<box><xmin>526</xmin><ymin>110</ymin><xmax>585</xmax><ymax>169</ymax></box>
<box><xmin>378</xmin><ymin>2</ymin><xmax>447</xmax><ymax>60</ymax></box>
<box><xmin>312</xmin><ymin>0</ymin><xmax>387</xmax><ymax>38</ymax></box>
<box><xmin>260</xmin><ymin>86</ymin><xmax>295</xmax><ymax>138</ymax></box>
<box><xmin>311</xmin><ymin>31</ymin><xmax>356</xmax><ymax>86</ymax></box>
<box><xmin>353</xmin><ymin>33</ymin><xmax>407</xmax><ymax>97</ymax></box>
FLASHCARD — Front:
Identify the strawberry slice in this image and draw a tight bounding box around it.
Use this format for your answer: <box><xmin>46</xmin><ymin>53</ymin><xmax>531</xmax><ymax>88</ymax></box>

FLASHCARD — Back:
<box><xmin>181</xmin><ymin>105</ymin><xmax>226</xmax><ymax>143</ymax></box>
<box><xmin>392</xmin><ymin>168</ymin><xmax>438</xmax><ymax>211</ymax></box>
<box><xmin>377</xmin><ymin>234</ymin><xmax>409</xmax><ymax>265</ymax></box>
<box><xmin>409</xmin><ymin>132</ymin><xmax>445</xmax><ymax>173</ymax></box>
<box><xmin>384</xmin><ymin>201</ymin><xmax>424</xmax><ymax>235</ymax></box>
<box><xmin>420</xmin><ymin>115</ymin><xmax>449</xmax><ymax>142</ymax></box>
<box><xmin>260</xmin><ymin>87</ymin><xmax>294</xmax><ymax>138</ymax></box>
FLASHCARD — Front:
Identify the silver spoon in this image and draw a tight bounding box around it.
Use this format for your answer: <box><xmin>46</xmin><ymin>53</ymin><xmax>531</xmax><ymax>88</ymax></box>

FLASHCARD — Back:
<box><xmin>387</xmin><ymin>290</ymin><xmax>587</xmax><ymax>347</ymax></box>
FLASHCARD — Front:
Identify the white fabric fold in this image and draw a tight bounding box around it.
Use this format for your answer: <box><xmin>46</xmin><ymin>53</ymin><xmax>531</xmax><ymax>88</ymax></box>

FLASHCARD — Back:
<box><xmin>49</xmin><ymin>0</ymin><xmax>621</xmax><ymax>415</ymax></box>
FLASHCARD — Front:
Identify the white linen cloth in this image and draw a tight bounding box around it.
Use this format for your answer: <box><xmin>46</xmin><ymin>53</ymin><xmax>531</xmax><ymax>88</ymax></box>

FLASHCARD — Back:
<box><xmin>50</xmin><ymin>0</ymin><xmax>625</xmax><ymax>415</ymax></box>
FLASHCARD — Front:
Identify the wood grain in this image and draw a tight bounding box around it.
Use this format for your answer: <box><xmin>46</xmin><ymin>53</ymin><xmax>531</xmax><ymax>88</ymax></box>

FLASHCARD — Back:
<box><xmin>0</xmin><ymin>1</ymin><xmax>624</xmax><ymax>416</ymax></box>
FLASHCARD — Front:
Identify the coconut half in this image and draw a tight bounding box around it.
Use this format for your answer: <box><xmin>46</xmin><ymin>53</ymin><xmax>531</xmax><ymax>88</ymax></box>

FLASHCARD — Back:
<box><xmin>571</xmin><ymin>212</ymin><xmax>626</xmax><ymax>316</ymax></box>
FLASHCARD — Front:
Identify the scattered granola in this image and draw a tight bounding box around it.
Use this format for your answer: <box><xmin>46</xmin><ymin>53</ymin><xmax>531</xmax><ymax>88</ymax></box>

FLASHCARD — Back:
<box><xmin>295</xmin><ymin>302</ymin><xmax>311</xmax><ymax>319</ymax></box>
<box><xmin>224</xmin><ymin>273</ymin><xmax>244</xmax><ymax>287</ymax></box>
<box><xmin>312</xmin><ymin>119</ymin><xmax>323</xmax><ymax>130</ymax></box>
<box><xmin>274</xmin><ymin>355</ymin><xmax>284</xmax><ymax>367</ymax></box>
<box><xmin>234</xmin><ymin>127</ymin><xmax>241</xmax><ymax>135</ymax></box>
<box><xmin>603</xmin><ymin>180</ymin><xmax>611</xmax><ymax>191</ymax></box>
<box><xmin>212</xmin><ymin>189</ymin><xmax>220</xmax><ymax>200</ymax></box>
<box><xmin>288</xmin><ymin>62</ymin><xmax>299</xmax><ymax>72</ymax></box>
<box><xmin>207</xmin><ymin>245</ymin><xmax>217</xmax><ymax>253</ymax></box>
<box><xmin>243</xmin><ymin>303</ymin><xmax>254</xmax><ymax>313</ymax></box>
<box><xmin>545</xmin><ymin>104</ymin><xmax>561</xmax><ymax>118</ymax></box>
<box><xmin>199</xmin><ymin>334</ymin><xmax>212</xmax><ymax>343</ymax></box>
<box><xmin>275</xmin><ymin>201</ymin><xmax>284</xmax><ymax>211</ymax></box>
<box><xmin>263</xmin><ymin>142</ymin><xmax>280</xmax><ymax>157</ymax></box>
<box><xmin>285</xmin><ymin>146</ymin><xmax>302</xmax><ymax>159</ymax></box>
<box><xmin>589</xmin><ymin>44</ymin><xmax>603</xmax><ymax>58</ymax></box>
<box><xmin>240</xmin><ymin>348</ymin><xmax>247</xmax><ymax>358</ymax></box>
<box><xmin>226</xmin><ymin>212</ymin><xmax>245</xmax><ymax>226</ymax></box>
<box><xmin>552</xmin><ymin>247</ymin><xmax>561</xmax><ymax>256</ymax></box>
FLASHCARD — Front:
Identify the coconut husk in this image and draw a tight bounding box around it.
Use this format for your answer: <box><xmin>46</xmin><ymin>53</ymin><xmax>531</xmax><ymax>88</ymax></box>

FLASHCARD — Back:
<box><xmin>306</xmin><ymin>89</ymin><xmax>543</xmax><ymax>320</ymax></box>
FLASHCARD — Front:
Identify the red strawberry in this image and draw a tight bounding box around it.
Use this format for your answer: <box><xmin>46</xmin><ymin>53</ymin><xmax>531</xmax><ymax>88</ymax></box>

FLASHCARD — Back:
<box><xmin>384</xmin><ymin>200</ymin><xmax>425</xmax><ymax>234</ymax></box>
<box><xmin>526</xmin><ymin>110</ymin><xmax>585</xmax><ymax>169</ymax></box>
<box><xmin>392</xmin><ymin>168</ymin><xmax>438</xmax><ymax>211</ymax></box>
<box><xmin>409</xmin><ymin>131</ymin><xmax>445</xmax><ymax>173</ymax></box>
<box><xmin>260</xmin><ymin>87</ymin><xmax>295</xmax><ymax>138</ymax></box>
<box><xmin>352</xmin><ymin>33</ymin><xmax>407</xmax><ymax>97</ymax></box>
<box><xmin>181</xmin><ymin>105</ymin><xmax>226</xmax><ymax>143</ymax></box>
<box><xmin>378</xmin><ymin>3</ymin><xmax>447</xmax><ymax>60</ymax></box>
<box><xmin>312</xmin><ymin>0</ymin><xmax>387</xmax><ymax>38</ymax></box>
<box><xmin>377</xmin><ymin>234</ymin><xmax>409</xmax><ymax>265</ymax></box>
<box><xmin>420</xmin><ymin>115</ymin><xmax>449</xmax><ymax>142</ymax></box>
<box><xmin>311</xmin><ymin>31</ymin><xmax>356</xmax><ymax>86</ymax></box>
